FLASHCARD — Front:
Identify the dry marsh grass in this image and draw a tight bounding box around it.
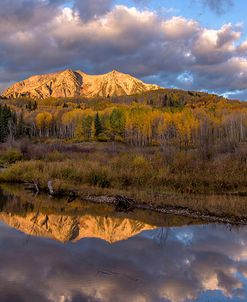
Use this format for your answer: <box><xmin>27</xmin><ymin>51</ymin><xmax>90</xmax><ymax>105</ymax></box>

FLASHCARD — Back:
<box><xmin>0</xmin><ymin>141</ymin><xmax>247</xmax><ymax>218</ymax></box>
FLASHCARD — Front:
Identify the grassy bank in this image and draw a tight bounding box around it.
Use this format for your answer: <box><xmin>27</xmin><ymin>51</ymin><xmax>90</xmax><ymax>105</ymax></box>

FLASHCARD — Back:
<box><xmin>0</xmin><ymin>183</ymin><xmax>204</xmax><ymax>228</ymax></box>
<box><xmin>0</xmin><ymin>140</ymin><xmax>247</xmax><ymax>219</ymax></box>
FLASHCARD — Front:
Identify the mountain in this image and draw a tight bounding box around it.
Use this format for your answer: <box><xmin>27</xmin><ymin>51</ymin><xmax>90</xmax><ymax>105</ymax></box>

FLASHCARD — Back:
<box><xmin>0</xmin><ymin>212</ymin><xmax>156</xmax><ymax>243</ymax></box>
<box><xmin>2</xmin><ymin>69</ymin><xmax>161</xmax><ymax>99</ymax></box>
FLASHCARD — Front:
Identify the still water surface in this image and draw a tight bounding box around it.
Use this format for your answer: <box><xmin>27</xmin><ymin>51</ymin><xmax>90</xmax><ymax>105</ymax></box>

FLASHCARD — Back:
<box><xmin>0</xmin><ymin>185</ymin><xmax>246</xmax><ymax>302</ymax></box>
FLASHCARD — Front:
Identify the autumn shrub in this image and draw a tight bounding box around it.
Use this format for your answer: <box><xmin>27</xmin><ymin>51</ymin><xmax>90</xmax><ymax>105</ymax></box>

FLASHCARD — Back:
<box><xmin>88</xmin><ymin>169</ymin><xmax>111</xmax><ymax>188</ymax></box>
<box><xmin>132</xmin><ymin>154</ymin><xmax>148</xmax><ymax>168</ymax></box>
<box><xmin>114</xmin><ymin>135</ymin><xmax>124</xmax><ymax>143</ymax></box>
<box><xmin>171</xmin><ymin>151</ymin><xmax>197</xmax><ymax>173</ymax></box>
<box><xmin>0</xmin><ymin>141</ymin><xmax>246</xmax><ymax>195</ymax></box>
<box><xmin>216</xmin><ymin>140</ymin><xmax>239</xmax><ymax>155</ymax></box>
<box><xmin>150</xmin><ymin>140</ymin><xmax>161</xmax><ymax>147</ymax></box>
<box><xmin>0</xmin><ymin>160</ymin><xmax>46</xmax><ymax>183</ymax></box>
<box><xmin>45</xmin><ymin>151</ymin><xmax>65</xmax><ymax>162</ymax></box>
<box><xmin>0</xmin><ymin>149</ymin><xmax>23</xmax><ymax>165</ymax></box>
<box><xmin>97</xmin><ymin>133</ymin><xmax>110</xmax><ymax>142</ymax></box>
<box><xmin>161</xmin><ymin>145</ymin><xmax>178</xmax><ymax>165</ymax></box>
<box><xmin>19</xmin><ymin>142</ymin><xmax>47</xmax><ymax>160</ymax></box>
<box><xmin>19</xmin><ymin>139</ymin><xmax>31</xmax><ymax>159</ymax></box>
<box><xmin>58</xmin><ymin>166</ymin><xmax>77</xmax><ymax>180</ymax></box>
<box><xmin>113</xmin><ymin>155</ymin><xmax>153</xmax><ymax>188</ymax></box>
<box><xmin>237</xmin><ymin>146</ymin><xmax>247</xmax><ymax>164</ymax></box>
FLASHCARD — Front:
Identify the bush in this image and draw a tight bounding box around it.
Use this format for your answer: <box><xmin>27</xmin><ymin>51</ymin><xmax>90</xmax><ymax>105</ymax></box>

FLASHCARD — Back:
<box><xmin>150</xmin><ymin>140</ymin><xmax>161</xmax><ymax>147</ymax></box>
<box><xmin>237</xmin><ymin>147</ymin><xmax>247</xmax><ymax>164</ymax></box>
<box><xmin>89</xmin><ymin>170</ymin><xmax>111</xmax><ymax>188</ymax></box>
<box><xmin>132</xmin><ymin>155</ymin><xmax>150</xmax><ymax>169</ymax></box>
<box><xmin>114</xmin><ymin>135</ymin><xmax>125</xmax><ymax>143</ymax></box>
<box><xmin>0</xmin><ymin>149</ymin><xmax>23</xmax><ymax>164</ymax></box>
<box><xmin>217</xmin><ymin>140</ymin><xmax>239</xmax><ymax>155</ymax></box>
<box><xmin>97</xmin><ymin>133</ymin><xmax>110</xmax><ymax>142</ymax></box>
<box><xmin>45</xmin><ymin>151</ymin><xmax>65</xmax><ymax>162</ymax></box>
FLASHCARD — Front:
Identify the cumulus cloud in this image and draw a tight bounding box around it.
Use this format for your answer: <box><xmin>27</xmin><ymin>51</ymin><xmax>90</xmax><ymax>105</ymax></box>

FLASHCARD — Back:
<box><xmin>200</xmin><ymin>0</ymin><xmax>234</xmax><ymax>15</ymax></box>
<box><xmin>74</xmin><ymin>0</ymin><xmax>113</xmax><ymax>21</ymax></box>
<box><xmin>0</xmin><ymin>0</ymin><xmax>64</xmax><ymax>33</ymax></box>
<box><xmin>161</xmin><ymin>17</ymin><xmax>199</xmax><ymax>40</ymax></box>
<box><xmin>192</xmin><ymin>24</ymin><xmax>242</xmax><ymax>65</ymax></box>
<box><xmin>0</xmin><ymin>0</ymin><xmax>246</xmax><ymax>99</ymax></box>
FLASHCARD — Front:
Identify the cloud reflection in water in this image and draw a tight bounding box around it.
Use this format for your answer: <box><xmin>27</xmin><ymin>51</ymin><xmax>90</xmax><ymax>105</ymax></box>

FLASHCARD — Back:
<box><xmin>0</xmin><ymin>222</ymin><xmax>247</xmax><ymax>302</ymax></box>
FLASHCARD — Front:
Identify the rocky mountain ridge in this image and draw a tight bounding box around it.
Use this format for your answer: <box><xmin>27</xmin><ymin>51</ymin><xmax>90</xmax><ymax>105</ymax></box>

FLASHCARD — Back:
<box><xmin>2</xmin><ymin>69</ymin><xmax>161</xmax><ymax>99</ymax></box>
<box><xmin>0</xmin><ymin>212</ymin><xmax>156</xmax><ymax>243</ymax></box>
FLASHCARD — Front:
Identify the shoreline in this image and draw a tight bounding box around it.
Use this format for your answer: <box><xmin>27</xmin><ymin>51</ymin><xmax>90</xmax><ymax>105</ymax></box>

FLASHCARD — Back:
<box><xmin>82</xmin><ymin>194</ymin><xmax>247</xmax><ymax>226</ymax></box>
<box><xmin>17</xmin><ymin>181</ymin><xmax>247</xmax><ymax>225</ymax></box>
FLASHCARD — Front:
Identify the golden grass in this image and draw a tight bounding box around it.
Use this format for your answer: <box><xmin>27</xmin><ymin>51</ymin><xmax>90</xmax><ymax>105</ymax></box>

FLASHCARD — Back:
<box><xmin>0</xmin><ymin>142</ymin><xmax>247</xmax><ymax>218</ymax></box>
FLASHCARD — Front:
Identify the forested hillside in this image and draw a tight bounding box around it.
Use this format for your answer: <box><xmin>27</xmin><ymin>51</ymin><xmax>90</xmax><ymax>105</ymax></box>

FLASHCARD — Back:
<box><xmin>0</xmin><ymin>89</ymin><xmax>247</xmax><ymax>205</ymax></box>
<box><xmin>0</xmin><ymin>89</ymin><xmax>247</xmax><ymax>154</ymax></box>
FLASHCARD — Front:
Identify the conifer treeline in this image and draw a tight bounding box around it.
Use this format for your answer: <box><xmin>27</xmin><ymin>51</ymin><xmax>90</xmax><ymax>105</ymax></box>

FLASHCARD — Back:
<box><xmin>0</xmin><ymin>105</ymin><xmax>17</xmax><ymax>142</ymax></box>
<box><xmin>0</xmin><ymin>105</ymin><xmax>30</xmax><ymax>142</ymax></box>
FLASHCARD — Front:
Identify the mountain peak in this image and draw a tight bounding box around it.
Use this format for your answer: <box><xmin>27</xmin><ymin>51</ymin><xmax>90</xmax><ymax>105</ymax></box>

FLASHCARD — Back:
<box><xmin>106</xmin><ymin>69</ymin><xmax>135</xmax><ymax>78</ymax></box>
<box><xmin>2</xmin><ymin>69</ymin><xmax>162</xmax><ymax>99</ymax></box>
<box><xmin>62</xmin><ymin>68</ymin><xmax>74</xmax><ymax>74</ymax></box>
<box><xmin>109</xmin><ymin>69</ymin><xmax>121</xmax><ymax>75</ymax></box>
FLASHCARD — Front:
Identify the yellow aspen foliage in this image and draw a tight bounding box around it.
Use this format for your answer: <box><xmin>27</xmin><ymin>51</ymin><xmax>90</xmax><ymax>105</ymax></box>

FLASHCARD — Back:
<box><xmin>36</xmin><ymin>112</ymin><xmax>52</xmax><ymax>129</ymax></box>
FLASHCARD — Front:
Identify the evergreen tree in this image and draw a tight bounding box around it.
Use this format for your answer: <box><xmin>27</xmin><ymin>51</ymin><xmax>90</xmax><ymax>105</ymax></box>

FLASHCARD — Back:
<box><xmin>94</xmin><ymin>112</ymin><xmax>102</xmax><ymax>137</ymax></box>
<box><xmin>0</xmin><ymin>105</ymin><xmax>17</xmax><ymax>142</ymax></box>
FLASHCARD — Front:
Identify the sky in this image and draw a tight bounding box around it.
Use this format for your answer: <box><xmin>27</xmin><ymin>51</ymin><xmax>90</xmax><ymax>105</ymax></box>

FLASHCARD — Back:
<box><xmin>1</xmin><ymin>0</ymin><xmax>247</xmax><ymax>99</ymax></box>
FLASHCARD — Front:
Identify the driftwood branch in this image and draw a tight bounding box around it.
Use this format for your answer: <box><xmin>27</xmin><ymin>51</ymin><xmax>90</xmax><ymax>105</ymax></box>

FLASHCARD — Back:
<box><xmin>47</xmin><ymin>180</ymin><xmax>54</xmax><ymax>196</ymax></box>
<box><xmin>48</xmin><ymin>180</ymin><xmax>77</xmax><ymax>203</ymax></box>
<box><xmin>24</xmin><ymin>181</ymin><xmax>40</xmax><ymax>194</ymax></box>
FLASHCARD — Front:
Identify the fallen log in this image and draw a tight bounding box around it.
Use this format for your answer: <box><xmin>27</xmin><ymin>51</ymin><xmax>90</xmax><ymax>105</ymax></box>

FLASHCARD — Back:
<box><xmin>115</xmin><ymin>195</ymin><xmax>135</xmax><ymax>212</ymax></box>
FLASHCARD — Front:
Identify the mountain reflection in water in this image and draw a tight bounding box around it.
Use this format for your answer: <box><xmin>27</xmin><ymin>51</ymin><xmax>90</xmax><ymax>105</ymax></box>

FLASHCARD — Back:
<box><xmin>0</xmin><ymin>186</ymin><xmax>247</xmax><ymax>302</ymax></box>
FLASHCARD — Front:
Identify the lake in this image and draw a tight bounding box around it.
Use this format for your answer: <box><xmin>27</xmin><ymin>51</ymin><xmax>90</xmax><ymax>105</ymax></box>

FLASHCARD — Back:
<box><xmin>0</xmin><ymin>185</ymin><xmax>246</xmax><ymax>302</ymax></box>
